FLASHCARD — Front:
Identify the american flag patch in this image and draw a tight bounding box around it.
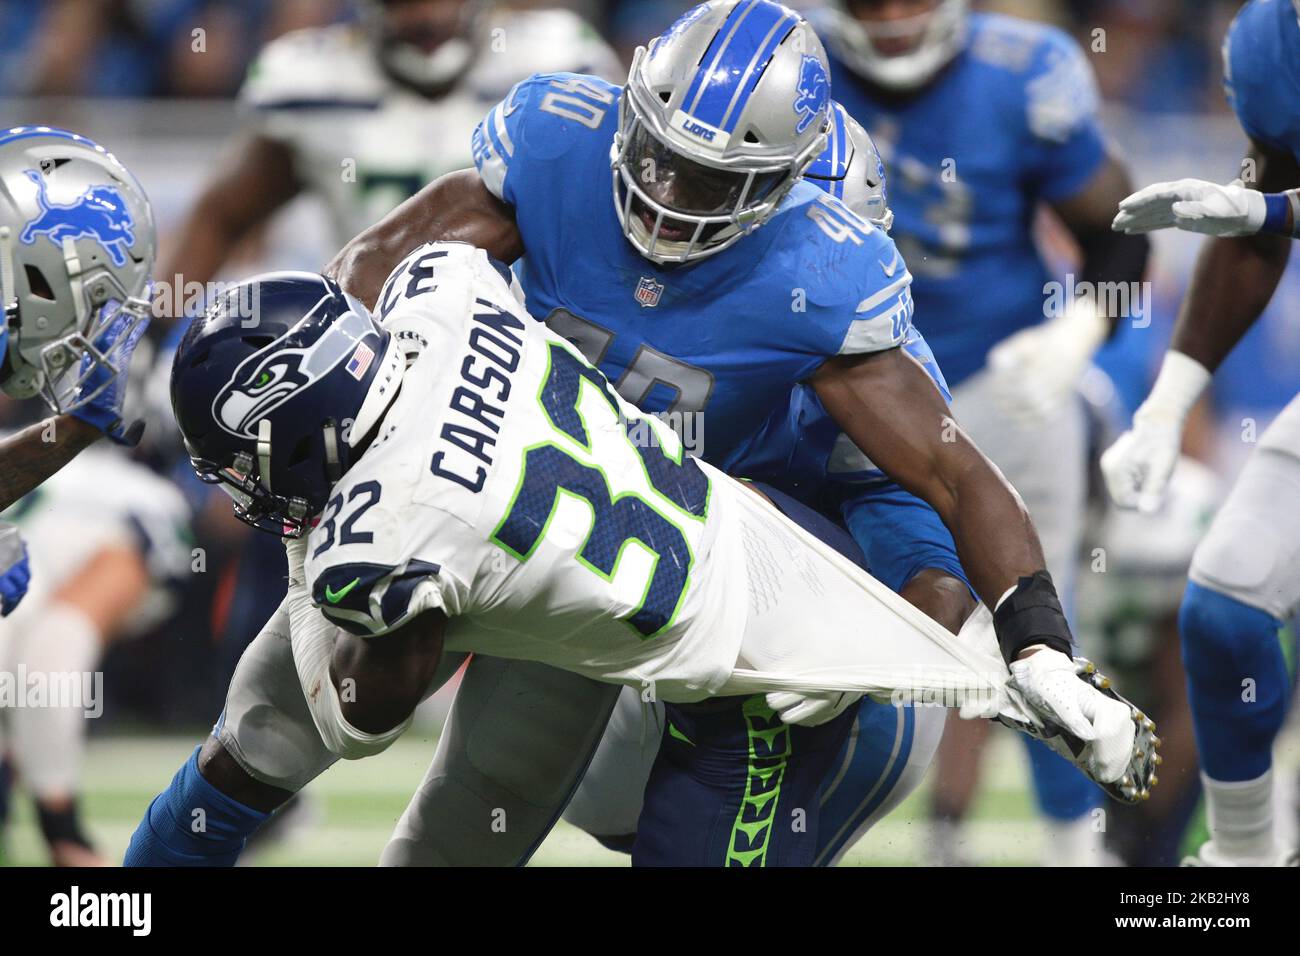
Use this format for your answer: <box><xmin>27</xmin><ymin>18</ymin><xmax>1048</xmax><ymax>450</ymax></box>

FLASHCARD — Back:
<box><xmin>346</xmin><ymin>342</ymin><xmax>375</xmax><ymax>380</ymax></box>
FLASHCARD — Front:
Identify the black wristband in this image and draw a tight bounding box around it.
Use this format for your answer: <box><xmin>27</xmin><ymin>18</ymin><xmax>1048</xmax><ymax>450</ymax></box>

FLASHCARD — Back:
<box><xmin>992</xmin><ymin>570</ymin><xmax>1073</xmax><ymax>663</ymax></box>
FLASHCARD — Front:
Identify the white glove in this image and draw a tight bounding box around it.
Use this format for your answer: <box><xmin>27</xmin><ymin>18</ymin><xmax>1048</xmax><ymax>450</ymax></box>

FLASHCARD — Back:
<box><xmin>1113</xmin><ymin>178</ymin><xmax>1266</xmax><ymax>237</ymax></box>
<box><xmin>1009</xmin><ymin>649</ymin><xmax>1135</xmax><ymax>784</ymax></box>
<box><xmin>986</xmin><ymin>297</ymin><xmax>1108</xmax><ymax>427</ymax></box>
<box><xmin>767</xmin><ymin>689</ymin><xmax>860</xmax><ymax>727</ymax></box>
<box><xmin>1100</xmin><ymin>350</ymin><xmax>1210</xmax><ymax>512</ymax></box>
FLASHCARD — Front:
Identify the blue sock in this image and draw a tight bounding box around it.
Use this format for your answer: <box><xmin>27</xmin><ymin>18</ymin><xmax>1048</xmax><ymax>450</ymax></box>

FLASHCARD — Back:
<box><xmin>1022</xmin><ymin>734</ymin><xmax>1100</xmax><ymax>820</ymax></box>
<box><xmin>123</xmin><ymin>747</ymin><xmax>270</xmax><ymax>867</ymax></box>
<box><xmin>1180</xmin><ymin>581</ymin><xmax>1289</xmax><ymax>781</ymax></box>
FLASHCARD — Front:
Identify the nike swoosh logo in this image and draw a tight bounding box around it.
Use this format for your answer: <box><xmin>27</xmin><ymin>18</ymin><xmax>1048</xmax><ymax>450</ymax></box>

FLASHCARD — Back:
<box><xmin>879</xmin><ymin>251</ymin><xmax>901</xmax><ymax>278</ymax></box>
<box><xmin>324</xmin><ymin>577</ymin><xmax>361</xmax><ymax>604</ymax></box>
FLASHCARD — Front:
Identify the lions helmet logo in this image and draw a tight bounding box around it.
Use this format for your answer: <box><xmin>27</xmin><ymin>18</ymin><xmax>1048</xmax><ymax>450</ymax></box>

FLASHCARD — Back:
<box><xmin>19</xmin><ymin>169</ymin><xmax>136</xmax><ymax>267</ymax></box>
<box><xmin>793</xmin><ymin>55</ymin><xmax>829</xmax><ymax>135</ymax></box>
<box><xmin>211</xmin><ymin>296</ymin><xmax>375</xmax><ymax>439</ymax></box>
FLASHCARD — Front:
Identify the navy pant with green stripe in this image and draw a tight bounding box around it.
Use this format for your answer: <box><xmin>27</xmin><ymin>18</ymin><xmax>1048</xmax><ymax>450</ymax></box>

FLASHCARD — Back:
<box><xmin>633</xmin><ymin>694</ymin><xmax>860</xmax><ymax>866</ymax></box>
<box><xmin>632</xmin><ymin>481</ymin><xmax>885</xmax><ymax>867</ymax></box>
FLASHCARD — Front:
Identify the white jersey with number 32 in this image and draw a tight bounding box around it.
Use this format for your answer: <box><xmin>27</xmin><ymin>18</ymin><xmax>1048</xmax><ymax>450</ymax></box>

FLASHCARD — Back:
<box><xmin>304</xmin><ymin>242</ymin><xmax>747</xmax><ymax>702</ymax></box>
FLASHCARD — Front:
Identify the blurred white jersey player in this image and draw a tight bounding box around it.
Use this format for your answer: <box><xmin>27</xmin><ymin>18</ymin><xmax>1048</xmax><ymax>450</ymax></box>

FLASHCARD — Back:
<box><xmin>0</xmin><ymin>445</ymin><xmax>190</xmax><ymax>865</ymax></box>
<box><xmin>162</xmin><ymin>0</ymin><xmax>621</xmax><ymax>294</ymax></box>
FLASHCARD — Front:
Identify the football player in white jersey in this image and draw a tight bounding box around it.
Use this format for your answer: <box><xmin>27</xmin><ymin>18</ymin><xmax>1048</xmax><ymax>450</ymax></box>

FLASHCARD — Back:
<box><xmin>157</xmin><ymin>0</ymin><xmax>621</xmax><ymax>305</ymax></box>
<box><xmin>0</xmin><ymin>445</ymin><xmax>190</xmax><ymax>865</ymax></box>
<box><xmin>126</xmin><ymin>241</ymin><xmax>1155</xmax><ymax>865</ymax></box>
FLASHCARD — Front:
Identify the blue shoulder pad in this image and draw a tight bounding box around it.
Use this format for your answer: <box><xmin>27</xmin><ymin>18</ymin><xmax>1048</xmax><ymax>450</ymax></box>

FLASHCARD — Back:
<box><xmin>790</xmin><ymin>190</ymin><xmax>915</xmax><ymax>357</ymax></box>
<box><xmin>472</xmin><ymin>72</ymin><xmax>621</xmax><ymax>205</ymax></box>
<box><xmin>1222</xmin><ymin>0</ymin><xmax>1300</xmax><ymax>158</ymax></box>
<box><xmin>1020</xmin><ymin>22</ymin><xmax>1101</xmax><ymax>145</ymax></box>
<box><xmin>1017</xmin><ymin>20</ymin><xmax>1106</xmax><ymax>199</ymax></box>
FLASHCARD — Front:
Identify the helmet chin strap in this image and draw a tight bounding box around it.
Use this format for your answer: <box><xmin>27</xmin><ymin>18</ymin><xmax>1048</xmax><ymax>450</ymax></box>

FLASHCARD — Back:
<box><xmin>257</xmin><ymin>418</ymin><xmax>275</xmax><ymax>494</ymax></box>
<box><xmin>322</xmin><ymin>418</ymin><xmax>342</xmax><ymax>484</ymax></box>
<box><xmin>61</xmin><ymin>236</ymin><xmax>89</xmax><ymax>328</ymax></box>
<box><xmin>0</xmin><ymin>226</ymin><xmax>15</xmax><ymax>315</ymax></box>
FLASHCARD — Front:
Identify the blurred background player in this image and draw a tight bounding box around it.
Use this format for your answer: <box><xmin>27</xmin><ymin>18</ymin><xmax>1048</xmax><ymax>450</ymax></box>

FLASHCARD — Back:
<box><xmin>1105</xmin><ymin>0</ymin><xmax>1300</xmax><ymax>866</ymax></box>
<box><xmin>1076</xmin><ymin>369</ymin><xmax>1220</xmax><ymax>865</ymax></box>
<box><xmin>160</xmin><ymin>0</ymin><xmax>620</xmax><ymax>290</ymax></box>
<box><xmin>812</xmin><ymin>0</ymin><xmax>1150</xmax><ymax>864</ymax></box>
<box><xmin>0</xmin><ymin>444</ymin><xmax>190</xmax><ymax>865</ymax></box>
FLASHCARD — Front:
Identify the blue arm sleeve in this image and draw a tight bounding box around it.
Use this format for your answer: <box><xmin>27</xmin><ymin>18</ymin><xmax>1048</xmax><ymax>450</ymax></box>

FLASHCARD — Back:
<box><xmin>839</xmin><ymin>480</ymin><xmax>972</xmax><ymax>598</ymax></box>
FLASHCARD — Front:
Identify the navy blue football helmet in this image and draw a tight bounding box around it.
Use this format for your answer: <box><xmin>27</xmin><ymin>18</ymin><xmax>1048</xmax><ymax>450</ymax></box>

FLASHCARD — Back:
<box><xmin>170</xmin><ymin>272</ymin><xmax>403</xmax><ymax>537</ymax></box>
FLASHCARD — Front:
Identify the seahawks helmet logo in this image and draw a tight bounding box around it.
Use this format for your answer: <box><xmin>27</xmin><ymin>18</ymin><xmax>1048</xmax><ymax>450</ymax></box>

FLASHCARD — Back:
<box><xmin>212</xmin><ymin>296</ymin><xmax>375</xmax><ymax>439</ymax></box>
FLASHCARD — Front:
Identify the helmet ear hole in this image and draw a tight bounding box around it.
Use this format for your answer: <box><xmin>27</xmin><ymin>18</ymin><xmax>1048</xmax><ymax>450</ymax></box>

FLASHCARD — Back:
<box><xmin>24</xmin><ymin>265</ymin><xmax>54</xmax><ymax>300</ymax></box>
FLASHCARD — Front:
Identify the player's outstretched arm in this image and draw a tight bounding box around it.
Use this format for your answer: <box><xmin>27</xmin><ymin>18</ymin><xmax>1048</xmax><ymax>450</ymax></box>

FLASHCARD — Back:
<box><xmin>1166</xmin><ymin>140</ymin><xmax>1299</xmax><ymax>372</ymax></box>
<box><xmin>0</xmin><ymin>301</ymin><xmax>154</xmax><ymax>510</ymax></box>
<box><xmin>813</xmin><ymin>349</ymin><xmax>1156</xmax><ymax>794</ymax></box>
<box><xmin>284</xmin><ymin>537</ymin><xmax>446</xmax><ymax>758</ymax></box>
<box><xmin>326</xmin><ymin>168</ymin><xmax>523</xmax><ymax>308</ymax></box>
<box><xmin>812</xmin><ymin>347</ymin><xmax>1045</xmax><ymax>627</ymax></box>
<box><xmin>1101</xmin><ymin>139</ymin><xmax>1299</xmax><ymax>511</ymax></box>
<box><xmin>329</xmin><ymin>613</ymin><xmax>448</xmax><ymax>739</ymax></box>
<box><xmin>0</xmin><ymin>416</ymin><xmax>100</xmax><ymax>511</ymax></box>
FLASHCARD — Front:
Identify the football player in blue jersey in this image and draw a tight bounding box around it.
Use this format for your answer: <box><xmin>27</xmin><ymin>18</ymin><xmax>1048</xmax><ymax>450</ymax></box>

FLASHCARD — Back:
<box><xmin>0</xmin><ymin>127</ymin><xmax>153</xmax><ymax>618</ymax></box>
<box><xmin>127</xmin><ymin>1</ymin><xmax>1143</xmax><ymax>867</ymax></box>
<box><xmin>809</xmin><ymin>0</ymin><xmax>1151</xmax><ymax>863</ymax></box>
<box><xmin>555</xmin><ymin>105</ymin><xmax>964</xmax><ymax>865</ymax></box>
<box><xmin>1105</xmin><ymin>0</ymin><xmax>1300</xmax><ymax>867</ymax></box>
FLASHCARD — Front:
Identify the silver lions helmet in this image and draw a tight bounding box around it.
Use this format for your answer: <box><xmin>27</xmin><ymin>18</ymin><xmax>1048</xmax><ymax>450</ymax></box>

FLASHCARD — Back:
<box><xmin>824</xmin><ymin>0</ymin><xmax>968</xmax><ymax>91</ymax></box>
<box><xmin>0</xmin><ymin>126</ymin><xmax>154</xmax><ymax>413</ymax></box>
<box><xmin>804</xmin><ymin>101</ymin><xmax>893</xmax><ymax>231</ymax></box>
<box><xmin>613</xmin><ymin>0</ymin><xmax>832</xmax><ymax>264</ymax></box>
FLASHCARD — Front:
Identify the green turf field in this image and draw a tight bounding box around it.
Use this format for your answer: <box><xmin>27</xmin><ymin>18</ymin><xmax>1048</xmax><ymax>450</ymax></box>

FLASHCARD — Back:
<box><xmin>2</xmin><ymin>725</ymin><xmax>1294</xmax><ymax>866</ymax></box>
<box><xmin>0</xmin><ymin>730</ymin><xmax>1139</xmax><ymax>867</ymax></box>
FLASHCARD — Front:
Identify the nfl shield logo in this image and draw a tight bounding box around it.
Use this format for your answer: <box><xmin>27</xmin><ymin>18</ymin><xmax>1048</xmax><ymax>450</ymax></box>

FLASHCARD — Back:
<box><xmin>634</xmin><ymin>276</ymin><xmax>664</xmax><ymax>308</ymax></box>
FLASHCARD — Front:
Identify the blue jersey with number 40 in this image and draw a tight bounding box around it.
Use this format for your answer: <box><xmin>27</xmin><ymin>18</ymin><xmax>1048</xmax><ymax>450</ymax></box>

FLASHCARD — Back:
<box><xmin>472</xmin><ymin>72</ymin><xmax>916</xmax><ymax>469</ymax></box>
